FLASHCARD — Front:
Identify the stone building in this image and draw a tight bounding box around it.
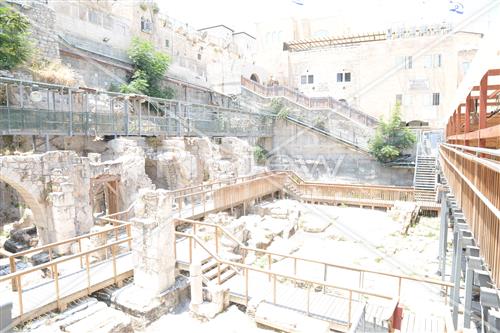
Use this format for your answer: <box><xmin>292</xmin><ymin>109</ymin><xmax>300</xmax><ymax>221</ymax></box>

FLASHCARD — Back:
<box><xmin>45</xmin><ymin>0</ymin><xmax>262</xmax><ymax>96</ymax></box>
<box><xmin>253</xmin><ymin>18</ymin><xmax>483</xmax><ymax>126</ymax></box>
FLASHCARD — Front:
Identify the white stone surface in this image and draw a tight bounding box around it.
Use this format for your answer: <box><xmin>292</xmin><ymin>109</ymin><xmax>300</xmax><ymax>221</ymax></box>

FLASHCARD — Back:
<box><xmin>131</xmin><ymin>189</ymin><xmax>175</xmax><ymax>299</ymax></box>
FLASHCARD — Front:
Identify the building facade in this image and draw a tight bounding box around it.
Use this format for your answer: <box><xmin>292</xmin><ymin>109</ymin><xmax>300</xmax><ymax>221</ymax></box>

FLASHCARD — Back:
<box><xmin>254</xmin><ymin>18</ymin><xmax>483</xmax><ymax>127</ymax></box>
<box><xmin>46</xmin><ymin>0</ymin><xmax>261</xmax><ymax>95</ymax></box>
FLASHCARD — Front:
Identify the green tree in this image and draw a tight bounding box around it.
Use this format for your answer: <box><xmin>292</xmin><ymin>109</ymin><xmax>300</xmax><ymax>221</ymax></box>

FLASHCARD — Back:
<box><xmin>0</xmin><ymin>4</ymin><xmax>31</xmax><ymax>70</ymax></box>
<box><xmin>121</xmin><ymin>37</ymin><xmax>174</xmax><ymax>99</ymax></box>
<box><xmin>369</xmin><ymin>103</ymin><xmax>416</xmax><ymax>163</ymax></box>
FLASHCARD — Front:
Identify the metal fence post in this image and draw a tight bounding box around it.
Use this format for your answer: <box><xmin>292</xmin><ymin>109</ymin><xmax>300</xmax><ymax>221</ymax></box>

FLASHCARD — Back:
<box><xmin>68</xmin><ymin>89</ymin><xmax>73</xmax><ymax>136</ymax></box>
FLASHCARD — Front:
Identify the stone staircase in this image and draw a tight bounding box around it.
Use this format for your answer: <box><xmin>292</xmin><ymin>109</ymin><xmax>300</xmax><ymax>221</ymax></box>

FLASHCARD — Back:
<box><xmin>200</xmin><ymin>257</ymin><xmax>237</xmax><ymax>285</ymax></box>
<box><xmin>238</xmin><ymin>87</ymin><xmax>373</xmax><ymax>153</ymax></box>
<box><xmin>414</xmin><ymin>155</ymin><xmax>438</xmax><ymax>202</ymax></box>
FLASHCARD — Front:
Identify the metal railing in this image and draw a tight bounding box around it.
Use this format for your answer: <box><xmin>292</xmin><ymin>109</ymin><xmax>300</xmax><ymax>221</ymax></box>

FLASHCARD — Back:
<box><xmin>0</xmin><ymin>77</ymin><xmax>274</xmax><ymax>138</ymax></box>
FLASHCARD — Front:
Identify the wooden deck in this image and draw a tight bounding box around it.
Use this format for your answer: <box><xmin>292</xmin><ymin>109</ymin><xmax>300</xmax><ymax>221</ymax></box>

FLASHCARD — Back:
<box><xmin>5</xmin><ymin>252</ymin><xmax>133</xmax><ymax>326</ymax></box>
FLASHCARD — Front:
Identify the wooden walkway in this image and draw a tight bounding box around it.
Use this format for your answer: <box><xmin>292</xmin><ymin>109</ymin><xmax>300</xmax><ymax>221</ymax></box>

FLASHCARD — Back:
<box><xmin>5</xmin><ymin>252</ymin><xmax>133</xmax><ymax>326</ymax></box>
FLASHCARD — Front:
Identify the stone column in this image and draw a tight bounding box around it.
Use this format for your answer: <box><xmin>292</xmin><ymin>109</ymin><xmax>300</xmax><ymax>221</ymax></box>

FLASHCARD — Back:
<box><xmin>190</xmin><ymin>261</ymin><xmax>203</xmax><ymax>311</ymax></box>
<box><xmin>46</xmin><ymin>182</ymin><xmax>77</xmax><ymax>253</ymax></box>
<box><xmin>131</xmin><ymin>189</ymin><xmax>175</xmax><ymax>300</ymax></box>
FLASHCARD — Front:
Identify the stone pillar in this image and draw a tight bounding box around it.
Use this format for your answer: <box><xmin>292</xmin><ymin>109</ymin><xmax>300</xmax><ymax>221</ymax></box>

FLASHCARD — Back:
<box><xmin>190</xmin><ymin>261</ymin><xmax>203</xmax><ymax>311</ymax></box>
<box><xmin>131</xmin><ymin>189</ymin><xmax>175</xmax><ymax>300</ymax></box>
<box><xmin>46</xmin><ymin>182</ymin><xmax>77</xmax><ymax>253</ymax></box>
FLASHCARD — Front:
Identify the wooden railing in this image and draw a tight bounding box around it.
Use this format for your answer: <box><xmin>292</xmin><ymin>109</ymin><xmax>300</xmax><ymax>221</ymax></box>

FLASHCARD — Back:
<box><xmin>445</xmin><ymin>69</ymin><xmax>500</xmax><ymax>150</ymax></box>
<box><xmin>175</xmin><ymin>218</ymin><xmax>453</xmax><ymax>304</ymax></box>
<box><xmin>440</xmin><ymin>144</ymin><xmax>500</xmax><ymax>284</ymax></box>
<box><xmin>175</xmin><ymin>230</ymin><xmax>393</xmax><ymax>330</ymax></box>
<box><xmin>241</xmin><ymin>76</ymin><xmax>378</xmax><ymax>127</ymax></box>
<box><xmin>0</xmin><ymin>221</ymin><xmax>132</xmax><ymax>323</ymax></box>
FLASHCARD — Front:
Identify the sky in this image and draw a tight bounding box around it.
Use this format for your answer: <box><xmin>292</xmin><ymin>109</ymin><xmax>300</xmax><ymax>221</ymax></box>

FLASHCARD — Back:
<box><xmin>158</xmin><ymin>0</ymin><xmax>497</xmax><ymax>35</ymax></box>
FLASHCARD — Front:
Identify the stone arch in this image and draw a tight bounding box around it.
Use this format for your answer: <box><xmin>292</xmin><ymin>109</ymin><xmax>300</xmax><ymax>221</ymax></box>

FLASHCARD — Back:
<box><xmin>0</xmin><ymin>172</ymin><xmax>48</xmax><ymax>238</ymax></box>
<box><xmin>250</xmin><ymin>73</ymin><xmax>260</xmax><ymax>83</ymax></box>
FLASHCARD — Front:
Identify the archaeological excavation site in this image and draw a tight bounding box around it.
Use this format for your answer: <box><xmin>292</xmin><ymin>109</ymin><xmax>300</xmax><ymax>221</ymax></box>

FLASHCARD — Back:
<box><xmin>0</xmin><ymin>1</ymin><xmax>499</xmax><ymax>332</ymax></box>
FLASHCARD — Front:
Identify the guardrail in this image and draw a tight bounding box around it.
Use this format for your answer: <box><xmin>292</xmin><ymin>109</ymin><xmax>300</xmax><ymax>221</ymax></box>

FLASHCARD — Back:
<box><xmin>440</xmin><ymin>144</ymin><xmax>500</xmax><ymax>284</ymax></box>
<box><xmin>0</xmin><ymin>77</ymin><xmax>274</xmax><ymax>138</ymax></box>
<box><xmin>175</xmin><ymin>218</ymin><xmax>453</xmax><ymax>304</ymax></box>
<box><xmin>0</xmin><ymin>220</ymin><xmax>132</xmax><ymax>324</ymax></box>
<box><xmin>241</xmin><ymin>76</ymin><xmax>378</xmax><ymax>127</ymax></box>
<box><xmin>175</xmin><ymin>230</ymin><xmax>393</xmax><ymax>330</ymax></box>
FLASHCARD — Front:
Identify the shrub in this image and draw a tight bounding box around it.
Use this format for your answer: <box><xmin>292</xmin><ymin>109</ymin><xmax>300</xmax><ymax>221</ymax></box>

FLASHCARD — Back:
<box><xmin>121</xmin><ymin>38</ymin><xmax>173</xmax><ymax>99</ymax></box>
<box><xmin>270</xmin><ymin>98</ymin><xmax>290</xmax><ymax>119</ymax></box>
<box><xmin>254</xmin><ymin>145</ymin><xmax>268</xmax><ymax>164</ymax></box>
<box><xmin>369</xmin><ymin>103</ymin><xmax>416</xmax><ymax>163</ymax></box>
<box><xmin>31</xmin><ymin>60</ymin><xmax>78</xmax><ymax>86</ymax></box>
<box><xmin>0</xmin><ymin>5</ymin><xmax>31</xmax><ymax>70</ymax></box>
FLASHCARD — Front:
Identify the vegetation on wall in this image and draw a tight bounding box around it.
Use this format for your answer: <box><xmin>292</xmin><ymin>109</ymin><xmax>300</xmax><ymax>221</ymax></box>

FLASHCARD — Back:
<box><xmin>270</xmin><ymin>98</ymin><xmax>290</xmax><ymax>120</ymax></box>
<box><xmin>31</xmin><ymin>60</ymin><xmax>78</xmax><ymax>86</ymax></box>
<box><xmin>0</xmin><ymin>5</ymin><xmax>32</xmax><ymax>70</ymax></box>
<box><xmin>121</xmin><ymin>37</ymin><xmax>174</xmax><ymax>99</ymax></box>
<box><xmin>253</xmin><ymin>145</ymin><xmax>268</xmax><ymax>165</ymax></box>
<box><xmin>369</xmin><ymin>103</ymin><xmax>416</xmax><ymax>163</ymax></box>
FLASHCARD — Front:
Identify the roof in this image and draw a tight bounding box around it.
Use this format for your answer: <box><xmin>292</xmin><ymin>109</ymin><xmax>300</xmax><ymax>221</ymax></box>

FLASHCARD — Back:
<box><xmin>284</xmin><ymin>32</ymin><xmax>387</xmax><ymax>52</ymax></box>
<box><xmin>198</xmin><ymin>24</ymin><xmax>234</xmax><ymax>32</ymax></box>
<box><xmin>232</xmin><ymin>31</ymin><xmax>256</xmax><ymax>40</ymax></box>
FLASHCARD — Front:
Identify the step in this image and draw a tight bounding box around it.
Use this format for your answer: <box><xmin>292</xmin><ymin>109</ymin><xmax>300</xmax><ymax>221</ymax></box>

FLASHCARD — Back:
<box><xmin>201</xmin><ymin>258</ymin><xmax>218</xmax><ymax>273</ymax></box>
<box><xmin>218</xmin><ymin>268</ymin><xmax>237</xmax><ymax>284</ymax></box>
<box><xmin>204</xmin><ymin>263</ymin><xmax>230</xmax><ymax>281</ymax></box>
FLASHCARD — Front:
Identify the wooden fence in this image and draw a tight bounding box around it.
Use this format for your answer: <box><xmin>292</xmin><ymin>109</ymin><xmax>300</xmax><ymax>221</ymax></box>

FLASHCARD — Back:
<box><xmin>440</xmin><ymin>144</ymin><xmax>500</xmax><ymax>284</ymax></box>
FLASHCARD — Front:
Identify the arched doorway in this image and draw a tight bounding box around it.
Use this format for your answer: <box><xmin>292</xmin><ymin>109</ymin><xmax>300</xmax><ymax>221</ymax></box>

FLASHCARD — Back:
<box><xmin>250</xmin><ymin>73</ymin><xmax>260</xmax><ymax>84</ymax></box>
<box><xmin>0</xmin><ymin>174</ymin><xmax>47</xmax><ymax>252</ymax></box>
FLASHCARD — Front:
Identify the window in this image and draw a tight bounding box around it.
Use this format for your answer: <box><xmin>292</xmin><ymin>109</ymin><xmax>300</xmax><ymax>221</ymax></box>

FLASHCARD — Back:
<box><xmin>337</xmin><ymin>72</ymin><xmax>351</xmax><ymax>82</ymax></box>
<box><xmin>396</xmin><ymin>94</ymin><xmax>403</xmax><ymax>104</ymax></box>
<box><xmin>300</xmin><ymin>75</ymin><xmax>307</xmax><ymax>84</ymax></box>
<box><xmin>78</xmin><ymin>6</ymin><xmax>88</xmax><ymax>21</ymax></box>
<box><xmin>141</xmin><ymin>17</ymin><xmax>153</xmax><ymax>33</ymax></box>
<box><xmin>423</xmin><ymin>55</ymin><xmax>433</xmax><ymax>69</ymax></box>
<box><xmin>103</xmin><ymin>15</ymin><xmax>113</xmax><ymax>30</ymax></box>
<box><xmin>424</xmin><ymin>54</ymin><xmax>441</xmax><ymax>68</ymax></box>
<box><xmin>434</xmin><ymin>54</ymin><xmax>442</xmax><ymax>68</ymax></box>
<box><xmin>307</xmin><ymin>75</ymin><xmax>314</xmax><ymax>84</ymax></box>
<box><xmin>432</xmin><ymin>93</ymin><xmax>440</xmax><ymax>106</ymax></box>
<box><xmin>462</xmin><ymin>61</ymin><xmax>470</xmax><ymax>74</ymax></box>
<box><xmin>88</xmin><ymin>9</ymin><xmax>102</xmax><ymax>25</ymax></box>
<box><xmin>197</xmin><ymin>53</ymin><xmax>202</xmax><ymax>61</ymax></box>
<box><xmin>404</xmin><ymin>56</ymin><xmax>413</xmax><ymax>69</ymax></box>
<box><xmin>165</xmin><ymin>39</ymin><xmax>170</xmax><ymax>47</ymax></box>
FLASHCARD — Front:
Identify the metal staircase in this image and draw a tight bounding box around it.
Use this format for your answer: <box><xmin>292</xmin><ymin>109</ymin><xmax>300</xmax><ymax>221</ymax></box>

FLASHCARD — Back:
<box><xmin>413</xmin><ymin>140</ymin><xmax>438</xmax><ymax>202</ymax></box>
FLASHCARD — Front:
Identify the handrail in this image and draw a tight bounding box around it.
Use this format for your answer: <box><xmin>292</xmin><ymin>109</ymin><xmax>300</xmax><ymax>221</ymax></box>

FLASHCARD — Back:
<box><xmin>175</xmin><ymin>218</ymin><xmax>453</xmax><ymax>290</ymax></box>
<box><xmin>440</xmin><ymin>146</ymin><xmax>500</xmax><ymax>219</ymax></box>
<box><xmin>176</xmin><ymin>230</ymin><xmax>392</xmax><ymax>328</ymax></box>
<box><xmin>241</xmin><ymin>76</ymin><xmax>378</xmax><ymax>126</ymax></box>
<box><xmin>0</xmin><ymin>236</ymin><xmax>132</xmax><ymax>318</ymax></box>
<box><xmin>176</xmin><ymin>231</ymin><xmax>392</xmax><ymax>300</ymax></box>
<box><xmin>442</xmin><ymin>143</ymin><xmax>500</xmax><ymax>159</ymax></box>
<box><xmin>7</xmin><ymin>221</ymin><xmax>130</xmax><ymax>259</ymax></box>
<box><xmin>0</xmin><ymin>237</ymin><xmax>131</xmax><ymax>283</ymax></box>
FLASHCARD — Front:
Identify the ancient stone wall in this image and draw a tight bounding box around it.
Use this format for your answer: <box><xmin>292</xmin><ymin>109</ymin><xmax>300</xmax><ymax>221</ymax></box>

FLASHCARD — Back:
<box><xmin>272</xmin><ymin>120</ymin><xmax>414</xmax><ymax>186</ymax></box>
<box><xmin>9</xmin><ymin>0</ymin><xmax>61</xmax><ymax>62</ymax></box>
